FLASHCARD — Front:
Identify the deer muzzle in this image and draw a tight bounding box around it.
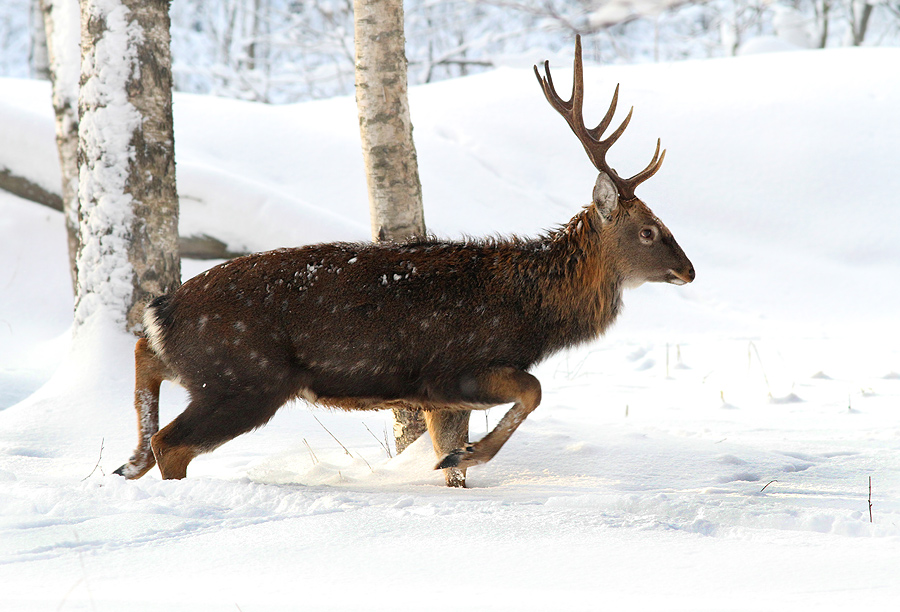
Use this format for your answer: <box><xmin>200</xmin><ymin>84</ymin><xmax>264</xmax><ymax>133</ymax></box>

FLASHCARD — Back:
<box><xmin>666</xmin><ymin>265</ymin><xmax>695</xmax><ymax>285</ymax></box>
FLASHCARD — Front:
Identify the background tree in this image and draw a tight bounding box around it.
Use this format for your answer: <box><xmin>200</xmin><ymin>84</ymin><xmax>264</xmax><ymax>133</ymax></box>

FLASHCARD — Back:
<box><xmin>41</xmin><ymin>0</ymin><xmax>80</xmax><ymax>290</ymax></box>
<box><xmin>30</xmin><ymin>0</ymin><xmax>50</xmax><ymax>79</ymax></box>
<box><xmin>353</xmin><ymin>0</ymin><xmax>427</xmax><ymax>453</ymax></box>
<box><xmin>75</xmin><ymin>0</ymin><xmax>180</xmax><ymax>333</ymax></box>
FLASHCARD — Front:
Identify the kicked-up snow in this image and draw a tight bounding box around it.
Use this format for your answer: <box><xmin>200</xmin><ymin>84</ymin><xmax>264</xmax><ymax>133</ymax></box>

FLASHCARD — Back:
<box><xmin>1</xmin><ymin>47</ymin><xmax>899</xmax><ymax>610</ymax></box>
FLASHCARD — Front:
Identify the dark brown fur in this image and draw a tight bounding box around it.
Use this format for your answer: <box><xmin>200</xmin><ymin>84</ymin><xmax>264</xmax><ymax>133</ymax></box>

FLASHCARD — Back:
<box><xmin>115</xmin><ymin>39</ymin><xmax>694</xmax><ymax>486</ymax></box>
<box><xmin>115</xmin><ymin>199</ymin><xmax>691</xmax><ymax>485</ymax></box>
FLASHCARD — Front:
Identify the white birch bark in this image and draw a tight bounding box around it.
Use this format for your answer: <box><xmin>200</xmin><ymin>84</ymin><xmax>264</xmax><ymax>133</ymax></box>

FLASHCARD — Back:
<box><xmin>76</xmin><ymin>0</ymin><xmax>180</xmax><ymax>334</ymax></box>
<box><xmin>42</xmin><ymin>0</ymin><xmax>81</xmax><ymax>290</ymax></box>
<box><xmin>353</xmin><ymin>0</ymin><xmax>426</xmax><ymax>243</ymax></box>
<box><xmin>353</xmin><ymin>0</ymin><xmax>427</xmax><ymax>452</ymax></box>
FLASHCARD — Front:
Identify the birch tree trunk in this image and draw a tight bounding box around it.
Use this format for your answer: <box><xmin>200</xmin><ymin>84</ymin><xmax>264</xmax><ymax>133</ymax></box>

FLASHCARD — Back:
<box><xmin>353</xmin><ymin>0</ymin><xmax>427</xmax><ymax>453</ymax></box>
<box><xmin>76</xmin><ymin>0</ymin><xmax>180</xmax><ymax>334</ymax></box>
<box><xmin>42</xmin><ymin>0</ymin><xmax>81</xmax><ymax>290</ymax></box>
<box><xmin>31</xmin><ymin>0</ymin><xmax>51</xmax><ymax>80</ymax></box>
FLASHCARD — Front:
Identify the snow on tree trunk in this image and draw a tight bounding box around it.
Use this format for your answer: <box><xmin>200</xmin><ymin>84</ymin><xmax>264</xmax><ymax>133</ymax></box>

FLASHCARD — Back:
<box><xmin>42</xmin><ymin>0</ymin><xmax>81</xmax><ymax>291</ymax></box>
<box><xmin>353</xmin><ymin>0</ymin><xmax>427</xmax><ymax>453</ymax></box>
<box><xmin>76</xmin><ymin>0</ymin><xmax>180</xmax><ymax>335</ymax></box>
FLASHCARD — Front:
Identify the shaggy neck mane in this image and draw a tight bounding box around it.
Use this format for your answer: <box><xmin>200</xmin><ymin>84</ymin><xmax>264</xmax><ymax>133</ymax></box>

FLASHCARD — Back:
<box><xmin>540</xmin><ymin>205</ymin><xmax>625</xmax><ymax>345</ymax></box>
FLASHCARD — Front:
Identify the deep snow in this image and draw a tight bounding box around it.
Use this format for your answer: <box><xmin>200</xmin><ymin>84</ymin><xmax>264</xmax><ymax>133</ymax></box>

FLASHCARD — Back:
<box><xmin>1</xmin><ymin>47</ymin><xmax>899</xmax><ymax>611</ymax></box>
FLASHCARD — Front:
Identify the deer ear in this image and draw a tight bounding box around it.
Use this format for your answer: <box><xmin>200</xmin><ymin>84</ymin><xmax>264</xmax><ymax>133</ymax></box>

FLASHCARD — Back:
<box><xmin>592</xmin><ymin>172</ymin><xmax>619</xmax><ymax>222</ymax></box>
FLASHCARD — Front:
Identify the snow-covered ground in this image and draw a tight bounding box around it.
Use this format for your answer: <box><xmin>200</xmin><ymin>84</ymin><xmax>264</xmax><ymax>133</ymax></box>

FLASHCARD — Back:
<box><xmin>1</xmin><ymin>47</ymin><xmax>899</xmax><ymax>610</ymax></box>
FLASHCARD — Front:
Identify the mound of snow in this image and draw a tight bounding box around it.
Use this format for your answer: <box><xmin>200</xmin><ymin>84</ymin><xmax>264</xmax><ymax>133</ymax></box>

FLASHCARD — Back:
<box><xmin>2</xmin><ymin>48</ymin><xmax>900</xmax><ymax>611</ymax></box>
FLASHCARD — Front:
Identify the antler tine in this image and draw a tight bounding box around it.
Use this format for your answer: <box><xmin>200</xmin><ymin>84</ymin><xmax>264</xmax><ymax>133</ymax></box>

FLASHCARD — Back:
<box><xmin>534</xmin><ymin>36</ymin><xmax>623</xmax><ymax>180</ymax></box>
<box><xmin>597</xmin><ymin>104</ymin><xmax>632</xmax><ymax>148</ymax></box>
<box><xmin>619</xmin><ymin>139</ymin><xmax>666</xmax><ymax>200</ymax></box>
<box><xmin>534</xmin><ymin>61</ymin><xmax>571</xmax><ymax>115</ymax></box>
<box><xmin>586</xmin><ymin>84</ymin><xmax>625</xmax><ymax>142</ymax></box>
<box><xmin>536</xmin><ymin>35</ymin><xmax>664</xmax><ymax>200</ymax></box>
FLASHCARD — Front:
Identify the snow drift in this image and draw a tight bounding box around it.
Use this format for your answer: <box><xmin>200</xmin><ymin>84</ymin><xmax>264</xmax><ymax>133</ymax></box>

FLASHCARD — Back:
<box><xmin>1</xmin><ymin>47</ymin><xmax>899</xmax><ymax>611</ymax></box>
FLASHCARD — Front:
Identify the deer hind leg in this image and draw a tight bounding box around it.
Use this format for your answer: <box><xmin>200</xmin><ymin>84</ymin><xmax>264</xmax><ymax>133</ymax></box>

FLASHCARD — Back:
<box><xmin>151</xmin><ymin>388</ymin><xmax>284</xmax><ymax>480</ymax></box>
<box><xmin>114</xmin><ymin>338</ymin><xmax>166</xmax><ymax>480</ymax></box>
<box><xmin>424</xmin><ymin>409</ymin><xmax>471</xmax><ymax>487</ymax></box>
<box><xmin>436</xmin><ymin>368</ymin><xmax>541</xmax><ymax>472</ymax></box>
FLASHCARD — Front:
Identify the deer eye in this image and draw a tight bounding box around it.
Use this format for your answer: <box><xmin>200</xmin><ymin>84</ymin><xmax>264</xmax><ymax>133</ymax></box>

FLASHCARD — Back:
<box><xmin>640</xmin><ymin>227</ymin><xmax>656</xmax><ymax>242</ymax></box>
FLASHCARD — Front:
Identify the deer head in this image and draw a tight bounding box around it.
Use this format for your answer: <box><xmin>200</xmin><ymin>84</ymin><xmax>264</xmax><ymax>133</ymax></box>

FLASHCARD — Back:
<box><xmin>534</xmin><ymin>36</ymin><xmax>694</xmax><ymax>288</ymax></box>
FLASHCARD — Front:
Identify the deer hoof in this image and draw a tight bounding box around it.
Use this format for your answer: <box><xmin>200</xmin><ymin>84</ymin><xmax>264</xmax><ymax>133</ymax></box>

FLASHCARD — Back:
<box><xmin>436</xmin><ymin>445</ymin><xmax>482</xmax><ymax>470</ymax></box>
<box><xmin>113</xmin><ymin>454</ymin><xmax>155</xmax><ymax>480</ymax></box>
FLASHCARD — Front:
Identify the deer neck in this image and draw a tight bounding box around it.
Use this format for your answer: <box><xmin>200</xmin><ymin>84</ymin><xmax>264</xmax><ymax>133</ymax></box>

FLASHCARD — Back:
<box><xmin>536</xmin><ymin>206</ymin><xmax>625</xmax><ymax>348</ymax></box>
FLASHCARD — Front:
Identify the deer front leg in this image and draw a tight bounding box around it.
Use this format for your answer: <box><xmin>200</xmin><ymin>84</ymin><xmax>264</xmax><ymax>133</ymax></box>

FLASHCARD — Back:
<box><xmin>424</xmin><ymin>409</ymin><xmax>471</xmax><ymax>487</ymax></box>
<box><xmin>113</xmin><ymin>338</ymin><xmax>165</xmax><ymax>479</ymax></box>
<box><xmin>436</xmin><ymin>368</ymin><xmax>541</xmax><ymax>471</ymax></box>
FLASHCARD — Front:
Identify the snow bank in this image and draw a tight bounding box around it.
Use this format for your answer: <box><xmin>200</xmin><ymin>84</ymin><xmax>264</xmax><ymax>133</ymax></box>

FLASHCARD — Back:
<box><xmin>1</xmin><ymin>47</ymin><xmax>899</xmax><ymax>611</ymax></box>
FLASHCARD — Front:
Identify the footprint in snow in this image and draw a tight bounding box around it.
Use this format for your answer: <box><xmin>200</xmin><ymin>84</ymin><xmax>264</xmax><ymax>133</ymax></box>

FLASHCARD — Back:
<box><xmin>626</xmin><ymin>346</ymin><xmax>649</xmax><ymax>361</ymax></box>
<box><xmin>769</xmin><ymin>392</ymin><xmax>803</xmax><ymax>404</ymax></box>
<box><xmin>717</xmin><ymin>472</ymin><xmax>761</xmax><ymax>484</ymax></box>
<box><xmin>635</xmin><ymin>358</ymin><xmax>656</xmax><ymax>371</ymax></box>
<box><xmin>717</xmin><ymin>454</ymin><xmax>748</xmax><ymax>466</ymax></box>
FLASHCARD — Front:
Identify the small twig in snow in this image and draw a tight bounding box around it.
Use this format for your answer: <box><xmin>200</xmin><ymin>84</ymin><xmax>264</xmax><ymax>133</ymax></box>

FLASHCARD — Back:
<box><xmin>383</xmin><ymin>424</ymin><xmax>393</xmax><ymax>459</ymax></box>
<box><xmin>364</xmin><ymin>422</ymin><xmax>391</xmax><ymax>458</ymax></box>
<box><xmin>666</xmin><ymin>342</ymin><xmax>670</xmax><ymax>378</ymax></box>
<box><xmin>748</xmin><ymin>341</ymin><xmax>772</xmax><ymax>396</ymax></box>
<box><xmin>303</xmin><ymin>438</ymin><xmax>318</xmax><ymax>465</ymax></box>
<box><xmin>868</xmin><ymin>476</ymin><xmax>873</xmax><ymax>524</ymax></box>
<box><xmin>312</xmin><ymin>414</ymin><xmax>352</xmax><ymax>457</ymax></box>
<box><xmin>81</xmin><ymin>438</ymin><xmax>105</xmax><ymax>482</ymax></box>
<box><xmin>760</xmin><ymin>479</ymin><xmax>777</xmax><ymax>493</ymax></box>
<box><xmin>311</xmin><ymin>415</ymin><xmax>374</xmax><ymax>472</ymax></box>
<box><xmin>358</xmin><ymin>453</ymin><xmax>374</xmax><ymax>473</ymax></box>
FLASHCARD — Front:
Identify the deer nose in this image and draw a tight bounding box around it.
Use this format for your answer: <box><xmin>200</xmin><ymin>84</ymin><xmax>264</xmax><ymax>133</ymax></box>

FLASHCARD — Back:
<box><xmin>668</xmin><ymin>266</ymin><xmax>694</xmax><ymax>285</ymax></box>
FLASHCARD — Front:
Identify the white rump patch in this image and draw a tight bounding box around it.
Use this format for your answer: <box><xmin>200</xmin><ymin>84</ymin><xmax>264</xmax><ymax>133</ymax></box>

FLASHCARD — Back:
<box><xmin>143</xmin><ymin>306</ymin><xmax>167</xmax><ymax>359</ymax></box>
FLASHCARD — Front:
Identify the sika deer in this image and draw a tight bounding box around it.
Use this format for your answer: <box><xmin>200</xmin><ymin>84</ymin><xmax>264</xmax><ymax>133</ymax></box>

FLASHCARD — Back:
<box><xmin>114</xmin><ymin>36</ymin><xmax>694</xmax><ymax>487</ymax></box>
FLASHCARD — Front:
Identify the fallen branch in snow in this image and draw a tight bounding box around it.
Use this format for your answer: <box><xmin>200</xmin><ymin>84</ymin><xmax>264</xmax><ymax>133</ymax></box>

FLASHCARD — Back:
<box><xmin>759</xmin><ymin>479</ymin><xmax>777</xmax><ymax>493</ymax></box>
<box><xmin>0</xmin><ymin>175</ymin><xmax>249</xmax><ymax>260</ymax></box>
<box><xmin>0</xmin><ymin>166</ymin><xmax>63</xmax><ymax>211</ymax></box>
<box><xmin>177</xmin><ymin>233</ymin><xmax>249</xmax><ymax>260</ymax></box>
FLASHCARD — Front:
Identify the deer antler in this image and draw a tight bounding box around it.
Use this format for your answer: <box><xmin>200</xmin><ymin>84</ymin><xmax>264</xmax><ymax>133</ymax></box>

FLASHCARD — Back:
<box><xmin>534</xmin><ymin>35</ymin><xmax>665</xmax><ymax>201</ymax></box>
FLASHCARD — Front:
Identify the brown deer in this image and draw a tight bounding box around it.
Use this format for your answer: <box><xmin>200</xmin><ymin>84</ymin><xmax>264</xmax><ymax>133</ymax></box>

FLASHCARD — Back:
<box><xmin>114</xmin><ymin>36</ymin><xmax>694</xmax><ymax>487</ymax></box>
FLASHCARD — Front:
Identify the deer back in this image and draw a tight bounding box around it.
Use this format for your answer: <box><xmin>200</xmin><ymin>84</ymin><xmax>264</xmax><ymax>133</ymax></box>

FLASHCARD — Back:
<box><xmin>144</xmin><ymin>237</ymin><xmax>613</xmax><ymax>407</ymax></box>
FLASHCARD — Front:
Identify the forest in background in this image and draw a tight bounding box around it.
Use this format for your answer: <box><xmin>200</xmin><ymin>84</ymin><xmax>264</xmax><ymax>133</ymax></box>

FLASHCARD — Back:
<box><xmin>2</xmin><ymin>0</ymin><xmax>899</xmax><ymax>103</ymax></box>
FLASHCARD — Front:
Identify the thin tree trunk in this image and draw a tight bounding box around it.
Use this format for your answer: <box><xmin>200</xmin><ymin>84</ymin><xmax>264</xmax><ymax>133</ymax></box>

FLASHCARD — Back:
<box><xmin>816</xmin><ymin>0</ymin><xmax>831</xmax><ymax>48</ymax></box>
<box><xmin>31</xmin><ymin>0</ymin><xmax>50</xmax><ymax>80</ymax></box>
<box><xmin>353</xmin><ymin>0</ymin><xmax>427</xmax><ymax>453</ymax></box>
<box><xmin>42</xmin><ymin>0</ymin><xmax>81</xmax><ymax>291</ymax></box>
<box><xmin>76</xmin><ymin>0</ymin><xmax>180</xmax><ymax>334</ymax></box>
<box><xmin>852</xmin><ymin>2</ymin><xmax>874</xmax><ymax>46</ymax></box>
<box><xmin>353</xmin><ymin>0</ymin><xmax>426</xmax><ymax>243</ymax></box>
